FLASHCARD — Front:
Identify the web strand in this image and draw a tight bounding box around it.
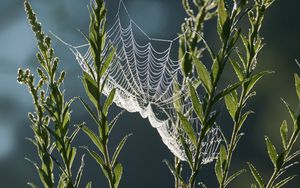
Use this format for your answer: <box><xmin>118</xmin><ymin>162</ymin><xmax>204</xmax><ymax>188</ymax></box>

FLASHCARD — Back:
<box><xmin>68</xmin><ymin>0</ymin><xmax>222</xmax><ymax>163</ymax></box>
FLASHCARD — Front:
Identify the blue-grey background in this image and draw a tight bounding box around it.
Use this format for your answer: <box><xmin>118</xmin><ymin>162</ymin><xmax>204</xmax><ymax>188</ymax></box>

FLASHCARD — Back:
<box><xmin>0</xmin><ymin>0</ymin><xmax>299</xmax><ymax>187</ymax></box>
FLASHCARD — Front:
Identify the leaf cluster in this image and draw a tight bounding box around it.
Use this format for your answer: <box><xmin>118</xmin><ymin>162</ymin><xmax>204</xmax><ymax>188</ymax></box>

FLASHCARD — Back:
<box><xmin>18</xmin><ymin>1</ymin><xmax>85</xmax><ymax>187</ymax></box>
<box><xmin>248</xmin><ymin>74</ymin><xmax>300</xmax><ymax>188</ymax></box>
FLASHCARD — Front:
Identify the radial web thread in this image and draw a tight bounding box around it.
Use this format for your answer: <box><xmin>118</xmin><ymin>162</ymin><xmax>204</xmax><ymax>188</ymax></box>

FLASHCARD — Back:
<box><xmin>68</xmin><ymin>0</ymin><xmax>222</xmax><ymax>163</ymax></box>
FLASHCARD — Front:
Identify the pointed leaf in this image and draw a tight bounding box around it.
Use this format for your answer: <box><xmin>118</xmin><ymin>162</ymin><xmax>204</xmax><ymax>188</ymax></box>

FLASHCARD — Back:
<box><xmin>225</xmin><ymin>169</ymin><xmax>246</xmax><ymax>186</ymax></box>
<box><xmin>179</xmin><ymin>135</ymin><xmax>193</xmax><ymax>167</ymax></box>
<box><xmin>163</xmin><ymin>160</ymin><xmax>184</xmax><ymax>182</ymax></box>
<box><xmin>173</xmin><ymin>79</ymin><xmax>182</xmax><ymax>112</ymax></box>
<box><xmin>246</xmin><ymin>71</ymin><xmax>274</xmax><ymax>95</ymax></box>
<box><xmin>82</xmin><ymin>126</ymin><xmax>104</xmax><ymax>155</ymax></box>
<box><xmin>82</xmin><ymin>72</ymin><xmax>99</xmax><ymax>109</ymax></box>
<box><xmin>85</xmin><ymin>147</ymin><xmax>109</xmax><ymax>180</ymax></box>
<box><xmin>280</xmin><ymin>120</ymin><xmax>288</xmax><ymax>150</ymax></box>
<box><xmin>74</xmin><ymin>155</ymin><xmax>85</xmax><ymax>188</ymax></box>
<box><xmin>237</xmin><ymin>111</ymin><xmax>254</xmax><ymax>131</ymax></box>
<box><xmin>112</xmin><ymin>134</ymin><xmax>132</xmax><ymax>166</ymax></box>
<box><xmin>286</xmin><ymin>150</ymin><xmax>300</xmax><ymax>162</ymax></box>
<box><xmin>294</xmin><ymin>73</ymin><xmax>300</xmax><ymax>100</ymax></box>
<box><xmin>275</xmin><ymin>175</ymin><xmax>297</xmax><ymax>188</ymax></box>
<box><xmin>219</xmin><ymin>145</ymin><xmax>227</xmax><ymax>170</ymax></box>
<box><xmin>79</xmin><ymin>98</ymin><xmax>99</xmax><ymax>124</ymax></box>
<box><xmin>177</xmin><ymin>112</ymin><xmax>197</xmax><ymax>147</ymax></box>
<box><xmin>215</xmin><ymin>157</ymin><xmax>223</xmax><ymax>184</ymax></box>
<box><xmin>224</xmin><ymin>92</ymin><xmax>238</xmax><ymax>120</ymax></box>
<box><xmin>103</xmin><ymin>88</ymin><xmax>116</xmax><ymax>115</ymax></box>
<box><xmin>86</xmin><ymin>182</ymin><xmax>92</xmax><ymax>188</ymax></box>
<box><xmin>247</xmin><ymin>162</ymin><xmax>265</xmax><ymax>188</ymax></box>
<box><xmin>189</xmin><ymin>83</ymin><xmax>204</xmax><ymax>123</ymax></box>
<box><xmin>265</xmin><ymin>136</ymin><xmax>278</xmax><ymax>167</ymax></box>
<box><xmin>114</xmin><ymin>162</ymin><xmax>123</xmax><ymax>188</ymax></box>
<box><xmin>108</xmin><ymin>110</ymin><xmax>125</xmax><ymax>135</ymax></box>
<box><xmin>276</xmin><ymin>151</ymin><xmax>285</xmax><ymax>170</ymax></box>
<box><xmin>214</xmin><ymin>80</ymin><xmax>246</xmax><ymax>103</ymax></box>
<box><xmin>218</xmin><ymin>0</ymin><xmax>228</xmax><ymax>27</ymax></box>
<box><xmin>99</xmin><ymin>48</ymin><xmax>115</xmax><ymax>79</ymax></box>
<box><xmin>193</xmin><ymin>56</ymin><xmax>212</xmax><ymax>93</ymax></box>
<box><xmin>281</xmin><ymin>98</ymin><xmax>296</xmax><ymax>124</ymax></box>
<box><xmin>230</xmin><ymin>60</ymin><xmax>244</xmax><ymax>81</ymax></box>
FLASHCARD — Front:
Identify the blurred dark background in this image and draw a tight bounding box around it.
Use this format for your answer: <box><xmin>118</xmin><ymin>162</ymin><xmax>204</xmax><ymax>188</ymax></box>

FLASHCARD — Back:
<box><xmin>0</xmin><ymin>0</ymin><xmax>299</xmax><ymax>187</ymax></box>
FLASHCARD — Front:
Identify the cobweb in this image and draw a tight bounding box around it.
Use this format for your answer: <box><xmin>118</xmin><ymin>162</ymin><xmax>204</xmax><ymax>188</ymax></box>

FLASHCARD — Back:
<box><xmin>67</xmin><ymin>0</ymin><xmax>222</xmax><ymax>163</ymax></box>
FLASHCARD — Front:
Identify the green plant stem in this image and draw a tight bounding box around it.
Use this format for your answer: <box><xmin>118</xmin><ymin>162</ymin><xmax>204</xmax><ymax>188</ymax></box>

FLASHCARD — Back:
<box><xmin>175</xmin><ymin>157</ymin><xmax>181</xmax><ymax>188</ymax></box>
<box><xmin>266</xmin><ymin>126</ymin><xmax>300</xmax><ymax>188</ymax></box>
<box><xmin>189</xmin><ymin>47</ymin><xmax>229</xmax><ymax>187</ymax></box>
<box><xmin>219</xmin><ymin>1</ymin><xmax>271</xmax><ymax>186</ymax></box>
<box><xmin>219</xmin><ymin>84</ymin><xmax>248</xmax><ymax>188</ymax></box>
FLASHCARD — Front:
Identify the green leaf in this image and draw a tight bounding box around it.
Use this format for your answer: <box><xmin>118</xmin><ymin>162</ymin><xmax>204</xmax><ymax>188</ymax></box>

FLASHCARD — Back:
<box><xmin>179</xmin><ymin>135</ymin><xmax>193</xmax><ymax>168</ymax></box>
<box><xmin>68</xmin><ymin>147</ymin><xmax>77</xmax><ymax>169</ymax></box>
<box><xmin>108</xmin><ymin>110</ymin><xmax>125</xmax><ymax>135</ymax></box>
<box><xmin>112</xmin><ymin>134</ymin><xmax>131</xmax><ymax>166</ymax></box>
<box><xmin>163</xmin><ymin>160</ymin><xmax>184</xmax><ymax>183</ymax></box>
<box><xmin>189</xmin><ymin>83</ymin><xmax>204</xmax><ymax>123</ymax></box>
<box><xmin>103</xmin><ymin>88</ymin><xmax>116</xmax><ymax>115</ymax></box>
<box><xmin>237</xmin><ymin>111</ymin><xmax>254</xmax><ymax>131</ymax></box>
<box><xmin>217</xmin><ymin>0</ymin><xmax>228</xmax><ymax>27</ymax></box>
<box><xmin>265</xmin><ymin>136</ymin><xmax>278</xmax><ymax>167</ymax></box>
<box><xmin>247</xmin><ymin>162</ymin><xmax>265</xmax><ymax>188</ymax></box>
<box><xmin>281</xmin><ymin>98</ymin><xmax>296</xmax><ymax>124</ymax></box>
<box><xmin>274</xmin><ymin>175</ymin><xmax>297</xmax><ymax>188</ymax></box>
<box><xmin>245</xmin><ymin>71</ymin><xmax>274</xmax><ymax>95</ymax></box>
<box><xmin>177</xmin><ymin>112</ymin><xmax>197</xmax><ymax>147</ymax></box>
<box><xmin>224</xmin><ymin>92</ymin><xmax>238</xmax><ymax>120</ymax></box>
<box><xmin>217</xmin><ymin>0</ymin><xmax>229</xmax><ymax>41</ymax></box>
<box><xmin>201</xmin><ymin>112</ymin><xmax>220</xmax><ymax>139</ymax></box>
<box><xmin>173</xmin><ymin>79</ymin><xmax>182</xmax><ymax>112</ymax></box>
<box><xmin>215</xmin><ymin>157</ymin><xmax>223</xmax><ymax>184</ymax></box>
<box><xmin>276</xmin><ymin>151</ymin><xmax>285</xmax><ymax>170</ymax></box>
<box><xmin>85</xmin><ymin>147</ymin><xmax>109</xmax><ymax>180</ymax></box>
<box><xmin>179</xmin><ymin>39</ymin><xmax>192</xmax><ymax>77</ymax></box>
<box><xmin>286</xmin><ymin>150</ymin><xmax>300</xmax><ymax>162</ymax></box>
<box><xmin>74</xmin><ymin>155</ymin><xmax>85</xmax><ymax>188</ymax></box>
<box><xmin>214</xmin><ymin>80</ymin><xmax>245</xmax><ymax>103</ymax></box>
<box><xmin>280</xmin><ymin>120</ymin><xmax>288</xmax><ymax>150</ymax></box>
<box><xmin>250</xmin><ymin>184</ymin><xmax>258</xmax><ymax>188</ymax></box>
<box><xmin>99</xmin><ymin>48</ymin><xmax>116</xmax><ymax>79</ymax></box>
<box><xmin>79</xmin><ymin>98</ymin><xmax>99</xmax><ymax>124</ymax></box>
<box><xmin>230</xmin><ymin>60</ymin><xmax>244</xmax><ymax>81</ymax></box>
<box><xmin>82</xmin><ymin>126</ymin><xmax>104</xmax><ymax>155</ymax></box>
<box><xmin>295</xmin><ymin>74</ymin><xmax>300</xmax><ymax>100</ymax></box>
<box><xmin>193</xmin><ymin>56</ymin><xmax>213</xmax><ymax>93</ymax></box>
<box><xmin>82</xmin><ymin>72</ymin><xmax>99</xmax><ymax>109</ymax></box>
<box><xmin>114</xmin><ymin>162</ymin><xmax>123</xmax><ymax>188</ymax></box>
<box><xmin>37</xmin><ymin>168</ymin><xmax>53</xmax><ymax>188</ymax></box>
<box><xmin>86</xmin><ymin>182</ymin><xmax>92</xmax><ymax>188</ymax></box>
<box><xmin>219</xmin><ymin>145</ymin><xmax>227</xmax><ymax>170</ymax></box>
<box><xmin>211</xmin><ymin>59</ymin><xmax>220</xmax><ymax>84</ymax></box>
<box><xmin>215</xmin><ymin>145</ymin><xmax>227</xmax><ymax>184</ymax></box>
<box><xmin>225</xmin><ymin>169</ymin><xmax>246</xmax><ymax>186</ymax></box>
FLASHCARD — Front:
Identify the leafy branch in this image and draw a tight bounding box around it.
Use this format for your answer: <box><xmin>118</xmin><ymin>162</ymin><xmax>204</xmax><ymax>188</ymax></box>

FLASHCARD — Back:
<box><xmin>78</xmin><ymin>1</ymin><xmax>129</xmax><ymax>188</ymax></box>
<box><xmin>18</xmin><ymin>1</ymin><xmax>84</xmax><ymax>187</ymax></box>
<box><xmin>167</xmin><ymin>0</ymin><xmax>252</xmax><ymax>187</ymax></box>
<box><xmin>217</xmin><ymin>0</ymin><xmax>274</xmax><ymax>187</ymax></box>
<box><xmin>248</xmin><ymin>72</ymin><xmax>300</xmax><ymax>188</ymax></box>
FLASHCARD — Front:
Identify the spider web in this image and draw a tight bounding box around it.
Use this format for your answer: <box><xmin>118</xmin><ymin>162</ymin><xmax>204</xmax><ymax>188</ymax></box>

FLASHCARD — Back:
<box><xmin>68</xmin><ymin>0</ymin><xmax>222</xmax><ymax>163</ymax></box>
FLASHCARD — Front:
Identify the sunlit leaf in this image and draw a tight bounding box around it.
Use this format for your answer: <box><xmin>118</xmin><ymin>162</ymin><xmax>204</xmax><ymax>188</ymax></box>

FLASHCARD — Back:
<box><xmin>265</xmin><ymin>136</ymin><xmax>278</xmax><ymax>167</ymax></box>
<box><xmin>178</xmin><ymin>112</ymin><xmax>197</xmax><ymax>147</ymax></box>
<box><xmin>247</xmin><ymin>162</ymin><xmax>265</xmax><ymax>188</ymax></box>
